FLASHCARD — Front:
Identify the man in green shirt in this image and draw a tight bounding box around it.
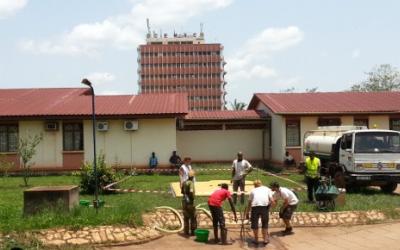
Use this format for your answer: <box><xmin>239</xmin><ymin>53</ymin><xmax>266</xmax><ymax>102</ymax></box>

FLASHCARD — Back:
<box><xmin>304</xmin><ymin>151</ymin><xmax>321</xmax><ymax>202</ymax></box>
<box><xmin>182</xmin><ymin>170</ymin><xmax>197</xmax><ymax>236</ymax></box>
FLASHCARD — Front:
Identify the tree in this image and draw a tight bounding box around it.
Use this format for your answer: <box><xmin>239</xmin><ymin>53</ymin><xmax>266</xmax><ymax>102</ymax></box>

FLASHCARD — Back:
<box><xmin>280</xmin><ymin>87</ymin><xmax>318</xmax><ymax>93</ymax></box>
<box><xmin>351</xmin><ymin>64</ymin><xmax>400</xmax><ymax>92</ymax></box>
<box><xmin>305</xmin><ymin>87</ymin><xmax>318</xmax><ymax>93</ymax></box>
<box><xmin>280</xmin><ymin>87</ymin><xmax>295</xmax><ymax>93</ymax></box>
<box><xmin>230</xmin><ymin>99</ymin><xmax>247</xmax><ymax>110</ymax></box>
<box><xmin>17</xmin><ymin>134</ymin><xmax>43</xmax><ymax>186</ymax></box>
<box><xmin>78</xmin><ymin>152</ymin><xmax>117</xmax><ymax>194</ymax></box>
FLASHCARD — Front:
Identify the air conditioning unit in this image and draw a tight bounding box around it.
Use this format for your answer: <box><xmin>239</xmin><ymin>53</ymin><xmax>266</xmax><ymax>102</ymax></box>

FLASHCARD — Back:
<box><xmin>45</xmin><ymin>122</ymin><xmax>59</xmax><ymax>131</ymax></box>
<box><xmin>124</xmin><ymin>120</ymin><xmax>139</xmax><ymax>131</ymax></box>
<box><xmin>97</xmin><ymin>122</ymin><xmax>109</xmax><ymax>131</ymax></box>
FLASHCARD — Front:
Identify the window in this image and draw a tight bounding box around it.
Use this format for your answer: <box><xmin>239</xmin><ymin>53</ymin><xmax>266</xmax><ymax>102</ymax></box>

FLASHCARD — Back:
<box><xmin>390</xmin><ymin>118</ymin><xmax>400</xmax><ymax>131</ymax></box>
<box><xmin>341</xmin><ymin>134</ymin><xmax>353</xmax><ymax>150</ymax></box>
<box><xmin>286</xmin><ymin>119</ymin><xmax>300</xmax><ymax>146</ymax></box>
<box><xmin>0</xmin><ymin>124</ymin><xmax>18</xmax><ymax>152</ymax></box>
<box><xmin>354</xmin><ymin>131</ymin><xmax>400</xmax><ymax>153</ymax></box>
<box><xmin>354</xmin><ymin>118</ymin><xmax>369</xmax><ymax>128</ymax></box>
<box><xmin>63</xmin><ymin>123</ymin><xmax>83</xmax><ymax>151</ymax></box>
<box><xmin>318</xmin><ymin>117</ymin><xmax>341</xmax><ymax>126</ymax></box>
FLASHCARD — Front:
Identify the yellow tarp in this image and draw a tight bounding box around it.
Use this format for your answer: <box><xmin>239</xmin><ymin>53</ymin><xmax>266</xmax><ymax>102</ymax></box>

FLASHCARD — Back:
<box><xmin>170</xmin><ymin>180</ymin><xmax>255</xmax><ymax>197</ymax></box>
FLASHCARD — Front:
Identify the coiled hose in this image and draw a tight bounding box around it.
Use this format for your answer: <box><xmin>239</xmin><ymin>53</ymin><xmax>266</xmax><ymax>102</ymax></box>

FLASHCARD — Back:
<box><xmin>153</xmin><ymin>204</ymin><xmax>214</xmax><ymax>233</ymax></box>
<box><xmin>154</xmin><ymin>206</ymin><xmax>184</xmax><ymax>233</ymax></box>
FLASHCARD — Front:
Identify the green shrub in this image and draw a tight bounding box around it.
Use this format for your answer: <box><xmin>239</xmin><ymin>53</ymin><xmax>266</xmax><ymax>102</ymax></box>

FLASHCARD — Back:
<box><xmin>78</xmin><ymin>153</ymin><xmax>117</xmax><ymax>194</ymax></box>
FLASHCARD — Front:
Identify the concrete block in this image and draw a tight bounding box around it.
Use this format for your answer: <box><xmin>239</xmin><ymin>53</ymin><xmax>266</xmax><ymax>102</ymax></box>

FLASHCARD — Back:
<box><xmin>24</xmin><ymin>185</ymin><xmax>79</xmax><ymax>215</ymax></box>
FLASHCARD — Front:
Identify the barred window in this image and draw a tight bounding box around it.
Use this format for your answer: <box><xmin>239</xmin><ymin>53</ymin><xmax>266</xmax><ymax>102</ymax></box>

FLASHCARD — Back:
<box><xmin>286</xmin><ymin>120</ymin><xmax>300</xmax><ymax>146</ymax></box>
<box><xmin>390</xmin><ymin>119</ymin><xmax>400</xmax><ymax>132</ymax></box>
<box><xmin>354</xmin><ymin>118</ymin><xmax>369</xmax><ymax>128</ymax></box>
<box><xmin>318</xmin><ymin>117</ymin><xmax>341</xmax><ymax>126</ymax></box>
<box><xmin>63</xmin><ymin>123</ymin><xmax>83</xmax><ymax>151</ymax></box>
<box><xmin>0</xmin><ymin>125</ymin><xmax>18</xmax><ymax>152</ymax></box>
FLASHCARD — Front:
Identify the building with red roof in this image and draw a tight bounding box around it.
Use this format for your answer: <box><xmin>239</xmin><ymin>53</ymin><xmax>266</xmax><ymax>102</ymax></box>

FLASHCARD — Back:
<box><xmin>248</xmin><ymin>91</ymin><xmax>400</xmax><ymax>165</ymax></box>
<box><xmin>4</xmin><ymin>87</ymin><xmax>400</xmax><ymax>171</ymax></box>
<box><xmin>0</xmin><ymin>88</ymin><xmax>191</xmax><ymax>171</ymax></box>
<box><xmin>0</xmin><ymin>88</ymin><xmax>268</xmax><ymax>171</ymax></box>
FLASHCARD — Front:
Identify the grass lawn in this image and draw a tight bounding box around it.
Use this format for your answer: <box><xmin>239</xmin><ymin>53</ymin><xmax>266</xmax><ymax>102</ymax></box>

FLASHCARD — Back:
<box><xmin>0</xmin><ymin>164</ymin><xmax>399</xmax><ymax>233</ymax></box>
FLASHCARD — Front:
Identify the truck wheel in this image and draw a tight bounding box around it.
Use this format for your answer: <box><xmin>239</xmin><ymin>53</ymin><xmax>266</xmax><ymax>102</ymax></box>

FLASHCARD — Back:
<box><xmin>334</xmin><ymin>171</ymin><xmax>345</xmax><ymax>188</ymax></box>
<box><xmin>380</xmin><ymin>182</ymin><xmax>397</xmax><ymax>194</ymax></box>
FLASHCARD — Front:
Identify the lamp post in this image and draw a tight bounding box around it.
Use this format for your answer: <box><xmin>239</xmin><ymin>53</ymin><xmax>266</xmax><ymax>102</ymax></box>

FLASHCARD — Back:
<box><xmin>81</xmin><ymin>78</ymin><xmax>99</xmax><ymax>212</ymax></box>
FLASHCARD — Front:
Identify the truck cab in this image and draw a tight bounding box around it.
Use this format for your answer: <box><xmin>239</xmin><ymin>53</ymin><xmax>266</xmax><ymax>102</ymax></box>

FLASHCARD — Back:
<box><xmin>304</xmin><ymin>126</ymin><xmax>400</xmax><ymax>193</ymax></box>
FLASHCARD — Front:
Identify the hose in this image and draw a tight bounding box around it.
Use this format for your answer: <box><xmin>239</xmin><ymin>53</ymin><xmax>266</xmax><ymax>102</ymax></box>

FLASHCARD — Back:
<box><xmin>196</xmin><ymin>207</ymin><xmax>213</xmax><ymax>220</ymax></box>
<box><xmin>261</xmin><ymin>168</ymin><xmax>306</xmax><ymax>189</ymax></box>
<box><xmin>154</xmin><ymin>206</ymin><xmax>184</xmax><ymax>233</ymax></box>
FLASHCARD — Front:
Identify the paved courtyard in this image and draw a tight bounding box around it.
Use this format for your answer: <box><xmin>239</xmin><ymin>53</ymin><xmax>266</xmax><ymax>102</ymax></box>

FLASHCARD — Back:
<box><xmin>102</xmin><ymin>221</ymin><xmax>400</xmax><ymax>250</ymax></box>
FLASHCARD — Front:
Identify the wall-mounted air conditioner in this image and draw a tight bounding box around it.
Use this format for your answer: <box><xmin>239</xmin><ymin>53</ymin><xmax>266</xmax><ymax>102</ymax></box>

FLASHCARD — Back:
<box><xmin>45</xmin><ymin>122</ymin><xmax>59</xmax><ymax>131</ymax></box>
<box><xmin>97</xmin><ymin>122</ymin><xmax>109</xmax><ymax>131</ymax></box>
<box><xmin>124</xmin><ymin>120</ymin><xmax>139</xmax><ymax>131</ymax></box>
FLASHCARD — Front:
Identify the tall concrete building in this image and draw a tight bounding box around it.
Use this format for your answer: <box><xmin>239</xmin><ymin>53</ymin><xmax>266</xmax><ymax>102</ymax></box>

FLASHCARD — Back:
<box><xmin>137</xmin><ymin>26</ymin><xmax>227</xmax><ymax>110</ymax></box>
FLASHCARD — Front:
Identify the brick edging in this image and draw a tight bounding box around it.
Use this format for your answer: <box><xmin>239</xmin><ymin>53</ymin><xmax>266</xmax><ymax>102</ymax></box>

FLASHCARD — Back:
<box><xmin>1</xmin><ymin>209</ymin><xmax>398</xmax><ymax>248</ymax></box>
<box><xmin>99</xmin><ymin>234</ymin><xmax>164</xmax><ymax>247</ymax></box>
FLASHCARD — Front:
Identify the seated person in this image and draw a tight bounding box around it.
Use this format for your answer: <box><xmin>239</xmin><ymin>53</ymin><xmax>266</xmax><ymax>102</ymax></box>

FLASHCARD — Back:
<box><xmin>169</xmin><ymin>150</ymin><xmax>182</xmax><ymax>169</ymax></box>
<box><xmin>284</xmin><ymin>151</ymin><xmax>295</xmax><ymax>166</ymax></box>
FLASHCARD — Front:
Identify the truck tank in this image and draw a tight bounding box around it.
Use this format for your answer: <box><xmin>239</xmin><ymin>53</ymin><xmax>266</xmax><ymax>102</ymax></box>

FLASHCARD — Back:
<box><xmin>304</xmin><ymin>134</ymin><xmax>340</xmax><ymax>157</ymax></box>
<box><xmin>303</xmin><ymin>126</ymin><xmax>367</xmax><ymax>158</ymax></box>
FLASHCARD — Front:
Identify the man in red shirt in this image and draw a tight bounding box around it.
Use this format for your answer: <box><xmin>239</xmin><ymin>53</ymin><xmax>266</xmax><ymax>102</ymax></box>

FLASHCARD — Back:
<box><xmin>208</xmin><ymin>183</ymin><xmax>237</xmax><ymax>244</ymax></box>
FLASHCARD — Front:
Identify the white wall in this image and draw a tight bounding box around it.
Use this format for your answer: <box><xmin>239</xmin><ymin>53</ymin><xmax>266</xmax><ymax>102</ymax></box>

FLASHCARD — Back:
<box><xmin>19</xmin><ymin>121</ymin><xmax>63</xmax><ymax>168</ymax></box>
<box><xmin>84</xmin><ymin>118</ymin><xmax>177</xmax><ymax>167</ymax></box>
<box><xmin>177</xmin><ymin>129</ymin><xmax>264</xmax><ymax>161</ymax></box>
<box><xmin>369</xmin><ymin>115</ymin><xmax>390</xmax><ymax>129</ymax></box>
<box><xmin>256</xmin><ymin>103</ymin><xmax>285</xmax><ymax>163</ymax></box>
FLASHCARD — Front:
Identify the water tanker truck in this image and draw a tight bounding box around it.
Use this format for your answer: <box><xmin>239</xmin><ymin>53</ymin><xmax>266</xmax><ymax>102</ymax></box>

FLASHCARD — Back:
<box><xmin>303</xmin><ymin>126</ymin><xmax>400</xmax><ymax>193</ymax></box>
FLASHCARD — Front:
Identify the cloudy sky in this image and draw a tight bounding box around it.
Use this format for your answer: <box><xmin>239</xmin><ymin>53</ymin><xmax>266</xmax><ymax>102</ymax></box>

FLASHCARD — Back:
<box><xmin>1</xmin><ymin>0</ymin><xmax>400</xmax><ymax>104</ymax></box>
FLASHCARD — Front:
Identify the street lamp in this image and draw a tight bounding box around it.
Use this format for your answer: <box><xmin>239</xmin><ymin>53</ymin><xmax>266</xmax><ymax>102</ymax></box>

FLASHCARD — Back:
<box><xmin>81</xmin><ymin>78</ymin><xmax>99</xmax><ymax>212</ymax></box>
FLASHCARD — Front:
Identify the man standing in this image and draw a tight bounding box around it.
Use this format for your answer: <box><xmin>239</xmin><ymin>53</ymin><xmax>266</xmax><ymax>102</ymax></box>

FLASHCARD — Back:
<box><xmin>181</xmin><ymin>170</ymin><xmax>197</xmax><ymax>236</ymax></box>
<box><xmin>232</xmin><ymin>152</ymin><xmax>252</xmax><ymax>205</ymax></box>
<box><xmin>246</xmin><ymin>180</ymin><xmax>274</xmax><ymax>245</ymax></box>
<box><xmin>179</xmin><ymin>157</ymin><xmax>193</xmax><ymax>192</ymax></box>
<box><xmin>148</xmin><ymin>152</ymin><xmax>158</xmax><ymax>174</ymax></box>
<box><xmin>270</xmin><ymin>181</ymin><xmax>299</xmax><ymax>234</ymax></box>
<box><xmin>208</xmin><ymin>183</ymin><xmax>237</xmax><ymax>244</ymax></box>
<box><xmin>304</xmin><ymin>151</ymin><xmax>320</xmax><ymax>202</ymax></box>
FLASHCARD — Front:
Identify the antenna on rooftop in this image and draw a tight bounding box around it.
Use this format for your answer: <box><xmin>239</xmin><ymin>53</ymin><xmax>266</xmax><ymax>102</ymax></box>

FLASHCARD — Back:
<box><xmin>146</xmin><ymin>18</ymin><xmax>151</xmax><ymax>38</ymax></box>
<box><xmin>200</xmin><ymin>23</ymin><xmax>204</xmax><ymax>38</ymax></box>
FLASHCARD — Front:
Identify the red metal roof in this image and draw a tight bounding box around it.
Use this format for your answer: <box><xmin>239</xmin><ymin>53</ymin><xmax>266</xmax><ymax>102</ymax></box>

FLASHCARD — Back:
<box><xmin>248</xmin><ymin>92</ymin><xmax>400</xmax><ymax>114</ymax></box>
<box><xmin>0</xmin><ymin>88</ymin><xmax>188</xmax><ymax>118</ymax></box>
<box><xmin>185</xmin><ymin>110</ymin><xmax>267</xmax><ymax>120</ymax></box>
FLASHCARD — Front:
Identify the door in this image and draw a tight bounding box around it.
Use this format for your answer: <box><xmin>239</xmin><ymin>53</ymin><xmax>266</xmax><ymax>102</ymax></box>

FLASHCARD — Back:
<box><xmin>340</xmin><ymin>133</ymin><xmax>354</xmax><ymax>171</ymax></box>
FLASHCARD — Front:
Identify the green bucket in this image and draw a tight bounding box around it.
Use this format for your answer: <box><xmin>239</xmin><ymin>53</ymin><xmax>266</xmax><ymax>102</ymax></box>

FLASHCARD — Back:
<box><xmin>79</xmin><ymin>199</ymin><xmax>90</xmax><ymax>207</ymax></box>
<box><xmin>194</xmin><ymin>229</ymin><xmax>209</xmax><ymax>243</ymax></box>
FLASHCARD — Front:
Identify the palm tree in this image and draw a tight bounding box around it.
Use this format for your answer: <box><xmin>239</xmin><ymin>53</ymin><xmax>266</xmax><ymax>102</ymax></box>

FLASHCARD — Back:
<box><xmin>230</xmin><ymin>99</ymin><xmax>247</xmax><ymax>110</ymax></box>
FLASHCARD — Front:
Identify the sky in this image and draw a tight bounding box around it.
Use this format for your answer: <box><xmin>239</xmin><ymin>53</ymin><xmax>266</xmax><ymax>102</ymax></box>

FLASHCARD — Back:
<box><xmin>1</xmin><ymin>0</ymin><xmax>400</xmax><ymax>104</ymax></box>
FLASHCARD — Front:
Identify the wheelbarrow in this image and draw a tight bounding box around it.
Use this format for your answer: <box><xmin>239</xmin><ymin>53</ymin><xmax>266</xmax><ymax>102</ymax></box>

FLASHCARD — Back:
<box><xmin>315</xmin><ymin>177</ymin><xmax>339</xmax><ymax>211</ymax></box>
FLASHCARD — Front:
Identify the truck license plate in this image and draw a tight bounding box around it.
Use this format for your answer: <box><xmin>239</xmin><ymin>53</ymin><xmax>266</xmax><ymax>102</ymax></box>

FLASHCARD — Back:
<box><xmin>387</xmin><ymin>163</ymin><xmax>396</xmax><ymax>169</ymax></box>
<box><xmin>363</xmin><ymin>163</ymin><xmax>373</xmax><ymax>168</ymax></box>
